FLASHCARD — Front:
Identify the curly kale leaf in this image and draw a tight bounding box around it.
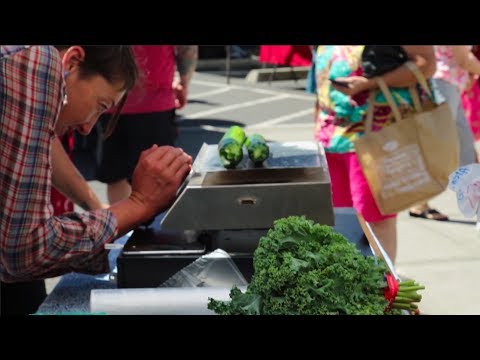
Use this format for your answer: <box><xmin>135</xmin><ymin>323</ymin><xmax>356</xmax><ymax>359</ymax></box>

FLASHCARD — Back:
<box><xmin>208</xmin><ymin>286</ymin><xmax>262</xmax><ymax>315</ymax></box>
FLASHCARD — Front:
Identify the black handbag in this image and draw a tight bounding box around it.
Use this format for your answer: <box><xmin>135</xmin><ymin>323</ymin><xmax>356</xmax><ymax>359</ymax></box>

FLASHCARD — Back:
<box><xmin>361</xmin><ymin>46</ymin><xmax>408</xmax><ymax>78</ymax></box>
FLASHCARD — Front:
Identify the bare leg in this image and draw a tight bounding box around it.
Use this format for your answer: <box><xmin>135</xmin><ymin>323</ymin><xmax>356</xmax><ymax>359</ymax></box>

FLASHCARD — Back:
<box><xmin>410</xmin><ymin>202</ymin><xmax>430</xmax><ymax>213</ymax></box>
<box><xmin>368</xmin><ymin>217</ymin><xmax>397</xmax><ymax>264</ymax></box>
<box><xmin>357</xmin><ymin>214</ymin><xmax>397</xmax><ymax>264</ymax></box>
<box><xmin>107</xmin><ymin>179</ymin><xmax>131</xmax><ymax>204</ymax></box>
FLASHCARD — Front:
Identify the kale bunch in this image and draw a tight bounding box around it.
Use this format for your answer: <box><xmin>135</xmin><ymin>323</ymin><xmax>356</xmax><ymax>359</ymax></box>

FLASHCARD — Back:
<box><xmin>208</xmin><ymin>216</ymin><xmax>394</xmax><ymax>315</ymax></box>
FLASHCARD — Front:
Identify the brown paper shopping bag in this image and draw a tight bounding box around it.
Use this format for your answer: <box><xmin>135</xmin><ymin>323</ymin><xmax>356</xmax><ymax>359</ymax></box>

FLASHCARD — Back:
<box><xmin>353</xmin><ymin>62</ymin><xmax>460</xmax><ymax>215</ymax></box>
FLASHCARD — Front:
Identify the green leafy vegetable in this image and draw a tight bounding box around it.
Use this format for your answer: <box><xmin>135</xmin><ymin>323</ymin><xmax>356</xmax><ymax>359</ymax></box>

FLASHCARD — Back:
<box><xmin>208</xmin><ymin>216</ymin><xmax>422</xmax><ymax>315</ymax></box>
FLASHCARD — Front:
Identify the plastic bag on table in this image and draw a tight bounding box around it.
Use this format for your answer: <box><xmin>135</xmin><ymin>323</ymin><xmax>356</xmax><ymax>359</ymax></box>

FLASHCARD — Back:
<box><xmin>159</xmin><ymin>249</ymin><xmax>248</xmax><ymax>288</ymax></box>
<box><xmin>448</xmin><ymin>164</ymin><xmax>480</xmax><ymax>219</ymax></box>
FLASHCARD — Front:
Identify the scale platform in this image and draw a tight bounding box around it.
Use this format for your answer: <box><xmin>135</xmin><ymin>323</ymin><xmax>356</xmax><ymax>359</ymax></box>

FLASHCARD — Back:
<box><xmin>161</xmin><ymin>141</ymin><xmax>334</xmax><ymax>231</ymax></box>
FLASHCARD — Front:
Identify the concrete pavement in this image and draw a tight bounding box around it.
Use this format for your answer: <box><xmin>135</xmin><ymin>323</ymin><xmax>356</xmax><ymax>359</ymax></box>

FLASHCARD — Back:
<box><xmin>396</xmin><ymin>190</ymin><xmax>480</xmax><ymax>314</ymax></box>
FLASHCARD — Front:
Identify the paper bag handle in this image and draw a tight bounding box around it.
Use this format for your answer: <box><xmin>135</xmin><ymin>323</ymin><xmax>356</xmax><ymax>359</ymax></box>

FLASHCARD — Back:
<box><xmin>364</xmin><ymin>61</ymin><xmax>433</xmax><ymax>134</ymax></box>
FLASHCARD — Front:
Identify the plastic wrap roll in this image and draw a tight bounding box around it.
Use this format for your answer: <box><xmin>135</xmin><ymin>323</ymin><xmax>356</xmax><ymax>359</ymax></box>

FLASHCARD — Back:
<box><xmin>90</xmin><ymin>287</ymin><xmax>245</xmax><ymax>315</ymax></box>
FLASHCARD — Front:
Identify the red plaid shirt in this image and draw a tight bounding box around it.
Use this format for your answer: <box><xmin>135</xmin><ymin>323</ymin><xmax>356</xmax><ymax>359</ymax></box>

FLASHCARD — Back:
<box><xmin>0</xmin><ymin>46</ymin><xmax>118</xmax><ymax>283</ymax></box>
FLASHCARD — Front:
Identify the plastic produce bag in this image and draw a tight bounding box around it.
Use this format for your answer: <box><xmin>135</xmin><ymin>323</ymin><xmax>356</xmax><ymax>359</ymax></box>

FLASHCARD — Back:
<box><xmin>160</xmin><ymin>249</ymin><xmax>248</xmax><ymax>288</ymax></box>
<box><xmin>448</xmin><ymin>164</ymin><xmax>480</xmax><ymax>219</ymax></box>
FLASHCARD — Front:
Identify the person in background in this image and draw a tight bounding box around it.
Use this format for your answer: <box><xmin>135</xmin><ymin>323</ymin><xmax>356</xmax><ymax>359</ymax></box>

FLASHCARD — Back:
<box><xmin>0</xmin><ymin>46</ymin><xmax>191</xmax><ymax>315</ymax></box>
<box><xmin>461</xmin><ymin>46</ymin><xmax>480</xmax><ymax>231</ymax></box>
<box><xmin>96</xmin><ymin>45</ymin><xmax>198</xmax><ymax>204</ymax></box>
<box><xmin>306</xmin><ymin>46</ymin><xmax>319</xmax><ymax>119</ymax></box>
<box><xmin>50</xmin><ymin>132</ymin><xmax>75</xmax><ymax>215</ymax></box>
<box><xmin>461</xmin><ymin>46</ymin><xmax>480</xmax><ymax>142</ymax></box>
<box><xmin>314</xmin><ymin>45</ymin><xmax>437</xmax><ymax>263</ymax></box>
<box><xmin>409</xmin><ymin>46</ymin><xmax>480</xmax><ymax>221</ymax></box>
<box><xmin>50</xmin><ymin>129</ymin><xmax>108</xmax><ymax>214</ymax></box>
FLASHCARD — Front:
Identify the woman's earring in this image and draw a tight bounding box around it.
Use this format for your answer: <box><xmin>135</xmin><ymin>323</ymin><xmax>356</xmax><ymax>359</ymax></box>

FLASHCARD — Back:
<box><xmin>62</xmin><ymin>71</ymin><xmax>69</xmax><ymax>105</ymax></box>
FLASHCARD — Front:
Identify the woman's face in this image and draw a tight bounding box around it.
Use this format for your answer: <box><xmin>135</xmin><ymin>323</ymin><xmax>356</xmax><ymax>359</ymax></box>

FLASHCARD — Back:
<box><xmin>56</xmin><ymin>46</ymin><xmax>126</xmax><ymax>136</ymax></box>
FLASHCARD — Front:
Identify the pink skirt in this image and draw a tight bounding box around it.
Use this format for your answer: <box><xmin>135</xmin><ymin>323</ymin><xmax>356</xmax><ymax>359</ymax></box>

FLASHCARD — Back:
<box><xmin>462</xmin><ymin>81</ymin><xmax>480</xmax><ymax>141</ymax></box>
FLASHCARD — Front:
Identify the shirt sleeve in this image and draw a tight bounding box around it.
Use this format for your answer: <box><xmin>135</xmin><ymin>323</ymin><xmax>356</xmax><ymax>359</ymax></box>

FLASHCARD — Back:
<box><xmin>0</xmin><ymin>45</ymin><xmax>118</xmax><ymax>283</ymax></box>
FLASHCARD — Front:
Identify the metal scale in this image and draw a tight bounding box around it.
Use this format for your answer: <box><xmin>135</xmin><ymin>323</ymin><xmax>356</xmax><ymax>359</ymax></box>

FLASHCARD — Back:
<box><xmin>116</xmin><ymin>141</ymin><xmax>373</xmax><ymax>288</ymax></box>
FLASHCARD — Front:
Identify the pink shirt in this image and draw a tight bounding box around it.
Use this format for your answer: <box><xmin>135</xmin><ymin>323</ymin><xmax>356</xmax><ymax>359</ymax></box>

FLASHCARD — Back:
<box><xmin>121</xmin><ymin>45</ymin><xmax>176</xmax><ymax>114</ymax></box>
<box><xmin>433</xmin><ymin>45</ymin><xmax>472</xmax><ymax>92</ymax></box>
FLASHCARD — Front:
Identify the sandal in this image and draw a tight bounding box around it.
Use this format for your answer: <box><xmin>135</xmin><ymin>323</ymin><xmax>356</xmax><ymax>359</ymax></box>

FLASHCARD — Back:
<box><xmin>408</xmin><ymin>208</ymin><xmax>449</xmax><ymax>221</ymax></box>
